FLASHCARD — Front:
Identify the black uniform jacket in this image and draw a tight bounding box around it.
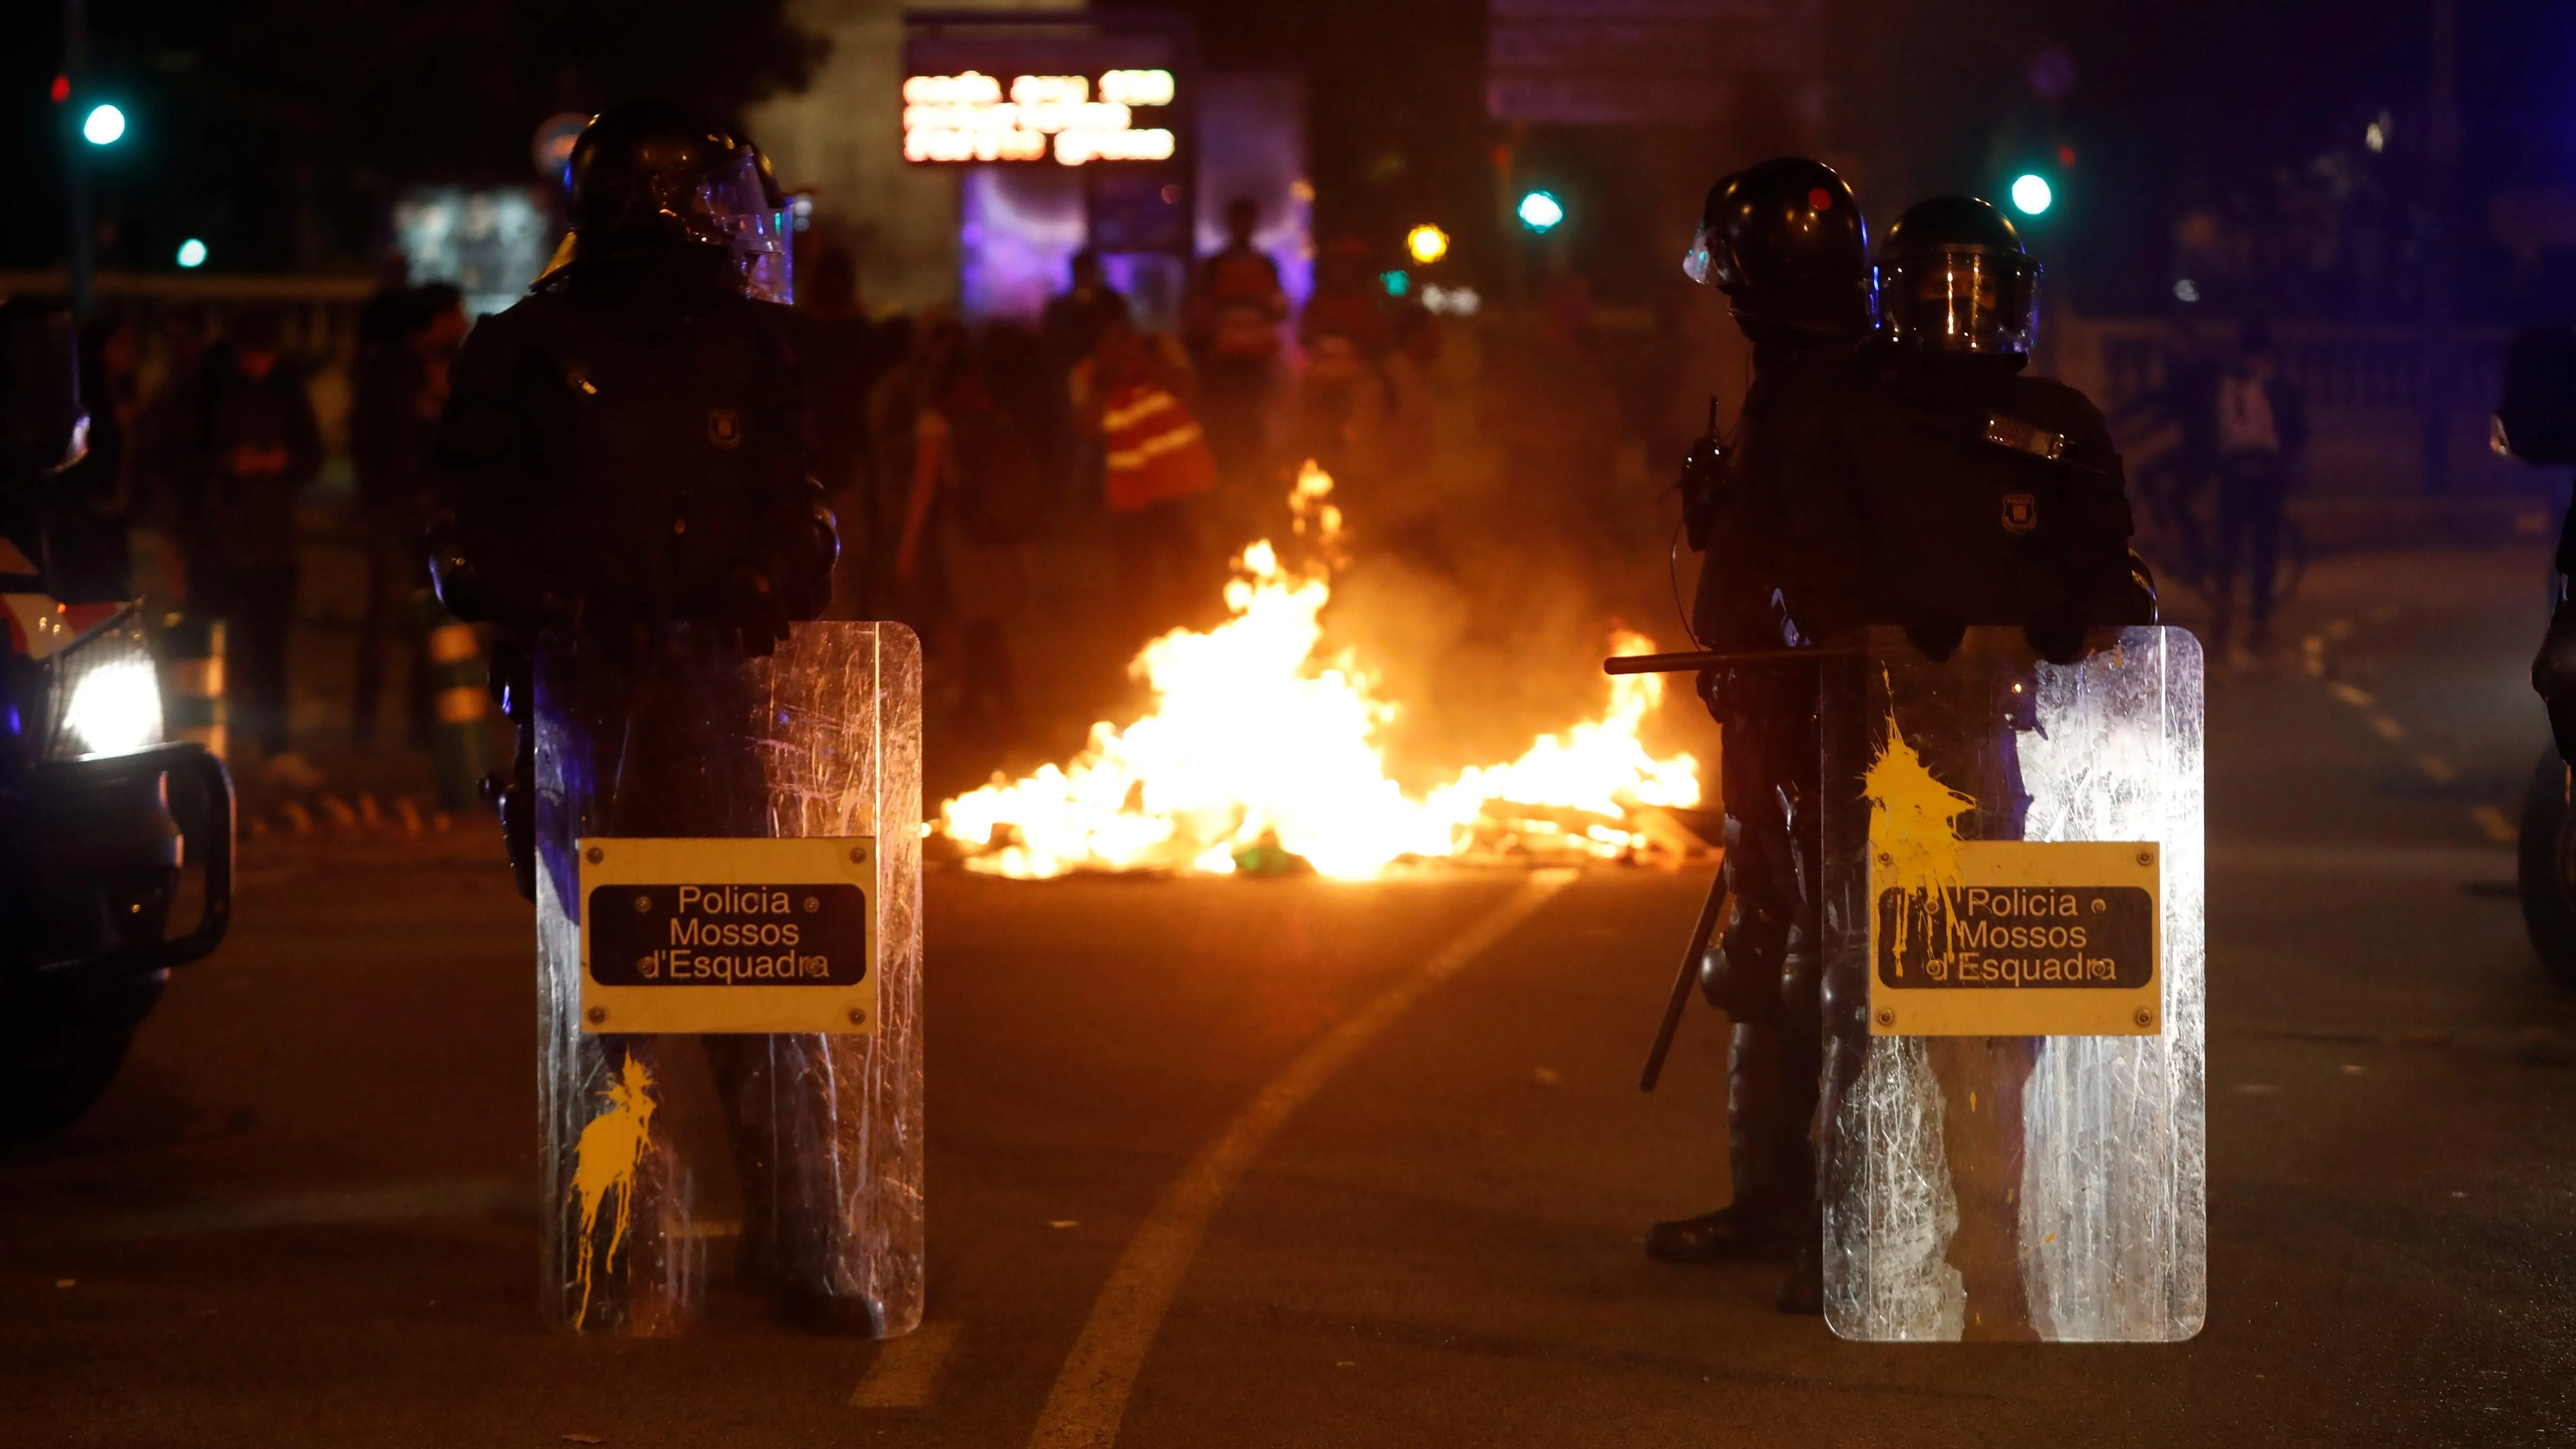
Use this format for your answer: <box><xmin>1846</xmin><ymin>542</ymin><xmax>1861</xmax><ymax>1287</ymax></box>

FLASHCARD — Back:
<box><xmin>1694</xmin><ymin>340</ymin><xmax>2144</xmax><ymax>652</ymax></box>
<box><xmin>431</xmin><ymin>254</ymin><xmax>832</xmax><ymax>628</ymax></box>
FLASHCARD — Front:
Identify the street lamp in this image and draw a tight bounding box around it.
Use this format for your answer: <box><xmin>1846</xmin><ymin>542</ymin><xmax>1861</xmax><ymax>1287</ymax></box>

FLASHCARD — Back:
<box><xmin>1516</xmin><ymin>190</ymin><xmax>1564</xmax><ymax>233</ymax></box>
<box><xmin>1406</xmin><ymin>224</ymin><xmax>1449</xmax><ymax>266</ymax></box>
<box><xmin>81</xmin><ymin>103</ymin><xmax>124</xmax><ymax>145</ymax></box>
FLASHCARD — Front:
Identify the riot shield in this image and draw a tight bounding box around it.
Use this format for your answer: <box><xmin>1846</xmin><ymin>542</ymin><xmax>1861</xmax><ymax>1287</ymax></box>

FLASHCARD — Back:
<box><xmin>533</xmin><ymin>621</ymin><xmax>923</xmax><ymax>1336</ymax></box>
<box><xmin>1817</xmin><ymin>626</ymin><xmax>2203</xmax><ymax>1342</ymax></box>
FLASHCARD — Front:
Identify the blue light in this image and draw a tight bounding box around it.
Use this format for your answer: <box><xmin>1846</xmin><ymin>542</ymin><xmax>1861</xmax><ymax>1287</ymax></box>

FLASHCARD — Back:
<box><xmin>1516</xmin><ymin>190</ymin><xmax>1564</xmax><ymax>233</ymax></box>
<box><xmin>176</xmin><ymin>239</ymin><xmax>208</xmax><ymax>269</ymax></box>
<box><xmin>2010</xmin><ymin>174</ymin><xmax>2053</xmax><ymax>216</ymax></box>
<box><xmin>1381</xmin><ymin>269</ymin><xmax>1410</xmax><ymax>297</ymax></box>
<box><xmin>82</xmin><ymin>104</ymin><xmax>126</xmax><ymax>146</ymax></box>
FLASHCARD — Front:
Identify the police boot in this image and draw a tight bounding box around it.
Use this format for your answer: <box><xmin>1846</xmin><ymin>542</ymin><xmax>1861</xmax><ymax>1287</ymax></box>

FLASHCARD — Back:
<box><xmin>1646</xmin><ymin>1022</ymin><xmax>1798</xmax><ymax>1264</ymax></box>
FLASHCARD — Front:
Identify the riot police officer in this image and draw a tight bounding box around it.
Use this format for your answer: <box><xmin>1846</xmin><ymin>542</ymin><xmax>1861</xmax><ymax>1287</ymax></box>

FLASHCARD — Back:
<box><xmin>1648</xmin><ymin>184</ymin><xmax>2150</xmax><ymax>1317</ymax></box>
<box><xmin>1838</xmin><ymin>195</ymin><xmax>2151</xmax><ymax>660</ymax></box>
<box><xmin>429</xmin><ymin>100</ymin><xmax>835</xmax><ymax>898</ymax></box>
<box><xmin>429</xmin><ymin>102</ymin><xmax>856</xmax><ymax>1332</ymax></box>
<box><xmin>1647</xmin><ymin>159</ymin><xmax>1872</xmax><ymax>1288</ymax></box>
<box><xmin>1825</xmin><ymin>195</ymin><xmax>2153</xmax><ymax>1334</ymax></box>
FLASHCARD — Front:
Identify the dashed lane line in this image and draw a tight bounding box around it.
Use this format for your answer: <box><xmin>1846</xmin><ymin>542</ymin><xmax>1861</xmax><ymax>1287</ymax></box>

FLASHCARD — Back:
<box><xmin>2303</xmin><ymin>622</ymin><xmax>2512</xmax><ymax>846</ymax></box>
<box><xmin>2471</xmin><ymin>805</ymin><xmax>2519</xmax><ymax>847</ymax></box>
<box><xmin>1024</xmin><ymin>871</ymin><xmax>1578</xmax><ymax>1449</ymax></box>
<box><xmin>853</xmin><ymin>1321</ymin><xmax>964</xmax><ymax>1408</ymax></box>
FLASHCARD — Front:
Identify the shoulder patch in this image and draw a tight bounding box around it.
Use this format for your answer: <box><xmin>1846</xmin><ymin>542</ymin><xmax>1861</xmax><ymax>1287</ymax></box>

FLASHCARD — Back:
<box><xmin>2001</xmin><ymin>492</ymin><xmax>2039</xmax><ymax>534</ymax></box>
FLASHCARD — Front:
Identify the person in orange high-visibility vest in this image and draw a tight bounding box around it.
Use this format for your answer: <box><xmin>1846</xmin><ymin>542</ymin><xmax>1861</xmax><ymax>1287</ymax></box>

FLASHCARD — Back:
<box><xmin>1077</xmin><ymin>316</ymin><xmax>1217</xmax><ymax>646</ymax></box>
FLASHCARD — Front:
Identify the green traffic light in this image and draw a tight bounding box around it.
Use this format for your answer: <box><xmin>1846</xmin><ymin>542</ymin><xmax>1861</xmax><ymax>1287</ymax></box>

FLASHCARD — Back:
<box><xmin>2010</xmin><ymin>174</ymin><xmax>2053</xmax><ymax>216</ymax></box>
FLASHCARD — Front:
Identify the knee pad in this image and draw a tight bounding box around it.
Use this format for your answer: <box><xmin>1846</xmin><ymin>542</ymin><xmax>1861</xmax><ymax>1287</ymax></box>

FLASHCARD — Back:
<box><xmin>1701</xmin><ymin>898</ymin><xmax>1791</xmax><ymax>1020</ymax></box>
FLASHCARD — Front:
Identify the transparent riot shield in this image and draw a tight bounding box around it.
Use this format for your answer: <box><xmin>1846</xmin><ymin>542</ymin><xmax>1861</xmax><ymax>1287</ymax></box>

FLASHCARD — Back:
<box><xmin>533</xmin><ymin>621</ymin><xmax>923</xmax><ymax>1336</ymax></box>
<box><xmin>1817</xmin><ymin>626</ymin><xmax>2204</xmax><ymax>1341</ymax></box>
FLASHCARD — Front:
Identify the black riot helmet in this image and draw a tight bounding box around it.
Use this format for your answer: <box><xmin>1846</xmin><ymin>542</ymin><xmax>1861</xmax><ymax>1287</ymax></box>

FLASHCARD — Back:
<box><xmin>1683</xmin><ymin>158</ymin><xmax>1871</xmax><ymax>338</ymax></box>
<box><xmin>566</xmin><ymin>100</ymin><xmax>795</xmax><ymax>302</ymax></box>
<box><xmin>1872</xmin><ymin>195</ymin><xmax>2041</xmax><ymax>359</ymax></box>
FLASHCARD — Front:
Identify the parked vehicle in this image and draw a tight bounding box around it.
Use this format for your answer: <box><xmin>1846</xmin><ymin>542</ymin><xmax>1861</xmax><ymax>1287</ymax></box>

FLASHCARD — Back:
<box><xmin>2</xmin><ymin>301</ymin><xmax>233</xmax><ymax>1138</ymax></box>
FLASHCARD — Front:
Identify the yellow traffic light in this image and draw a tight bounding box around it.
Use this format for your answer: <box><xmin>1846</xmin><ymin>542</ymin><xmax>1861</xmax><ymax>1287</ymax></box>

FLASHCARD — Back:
<box><xmin>1406</xmin><ymin>224</ymin><xmax>1450</xmax><ymax>266</ymax></box>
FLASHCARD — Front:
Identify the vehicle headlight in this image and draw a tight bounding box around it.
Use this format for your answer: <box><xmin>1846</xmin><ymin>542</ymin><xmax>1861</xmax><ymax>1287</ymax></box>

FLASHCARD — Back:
<box><xmin>47</xmin><ymin>610</ymin><xmax>165</xmax><ymax>759</ymax></box>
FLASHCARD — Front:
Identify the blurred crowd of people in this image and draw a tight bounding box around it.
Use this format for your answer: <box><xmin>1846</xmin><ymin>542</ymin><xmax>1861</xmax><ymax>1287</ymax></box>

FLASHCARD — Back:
<box><xmin>2115</xmin><ymin>316</ymin><xmax>2310</xmax><ymax>663</ymax></box>
<box><xmin>59</xmin><ymin>193</ymin><xmax>1676</xmax><ymax>786</ymax></box>
<box><xmin>841</xmin><ymin>195</ymin><xmax>1645</xmax><ymax>750</ymax></box>
<box><xmin>47</xmin><ymin>266</ymin><xmax>471</xmax><ymax>789</ymax></box>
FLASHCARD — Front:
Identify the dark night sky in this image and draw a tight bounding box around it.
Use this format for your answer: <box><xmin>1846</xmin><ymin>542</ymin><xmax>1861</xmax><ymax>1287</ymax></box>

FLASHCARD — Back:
<box><xmin>1147</xmin><ymin>0</ymin><xmax>2576</xmax><ymax>315</ymax></box>
<box><xmin>14</xmin><ymin>0</ymin><xmax>2576</xmax><ymax>317</ymax></box>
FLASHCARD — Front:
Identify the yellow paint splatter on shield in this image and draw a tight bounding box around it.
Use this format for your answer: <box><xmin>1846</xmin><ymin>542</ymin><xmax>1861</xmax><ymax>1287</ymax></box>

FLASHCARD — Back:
<box><xmin>569</xmin><ymin>1054</ymin><xmax>658</xmax><ymax>1325</ymax></box>
<box><xmin>1864</xmin><ymin>712</ymin><xmax>1978</xmax><ymax>970</ymax></box>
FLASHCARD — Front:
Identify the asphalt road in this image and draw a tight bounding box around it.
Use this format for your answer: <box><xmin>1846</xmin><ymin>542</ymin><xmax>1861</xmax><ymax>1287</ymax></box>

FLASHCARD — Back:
<box><xmin>9</xmin><ymin>544</ymin><xmax>2576</xmax><ymax>1448</ymax></box>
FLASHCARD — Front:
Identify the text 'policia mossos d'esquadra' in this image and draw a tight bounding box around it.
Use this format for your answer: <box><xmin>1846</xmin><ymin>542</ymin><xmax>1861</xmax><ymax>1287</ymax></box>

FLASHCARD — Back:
<box><xmin>586</xmin><ymin>883</ymin><xmax>870</xmax><ymax>988</ymax></box>
<box><xmin>1876</xmin><ymin>884</ymin><xmax>2155</xmax><ymax>990</ymax></box>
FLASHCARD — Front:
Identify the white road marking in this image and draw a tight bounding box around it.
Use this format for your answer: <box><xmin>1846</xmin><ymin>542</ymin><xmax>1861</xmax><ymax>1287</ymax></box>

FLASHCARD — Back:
<box><xmin>1025</xmin><ymin>873</ymin><xmax>1576</xmax><ymax>1449</ymax></box>
<box><xmin>2368</xmin><ymin>714</ymin><xmax>2408</xmax><ymax>742</ymax></box>
<box><xmin>2416</xmin><ymin>754</ymin><xmax>2457</xmax><ymax>784</ymax></box>
<box><xmin>852</xmin><ymin>1320</ymin><xmax>963</xmax><ymax>1408</ymax></box>
<box><xmin>2326</xmin><ymin>681</ymin><xmax>2375</xmax><ymax>709</ymax></box>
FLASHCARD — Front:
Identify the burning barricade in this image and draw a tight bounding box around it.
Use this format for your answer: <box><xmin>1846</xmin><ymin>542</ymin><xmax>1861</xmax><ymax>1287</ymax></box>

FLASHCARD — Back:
<box><xmin>933</xmin><ymin>465</ymin><xmax>1710</xmax><ymax>878</ymax></box>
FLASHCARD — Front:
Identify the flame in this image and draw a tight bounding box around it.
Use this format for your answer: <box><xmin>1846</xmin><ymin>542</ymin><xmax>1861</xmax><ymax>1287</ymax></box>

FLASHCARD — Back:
<box><xmin>936</xmin><ymin>464</ymin><xmax>1701</xmax><ymax>879</ymax></box>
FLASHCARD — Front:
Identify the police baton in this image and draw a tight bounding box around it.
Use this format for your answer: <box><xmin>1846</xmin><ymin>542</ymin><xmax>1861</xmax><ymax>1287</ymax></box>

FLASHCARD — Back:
<box><xmin>1640</xmin><ymin>867</ymin><xmax>1730</xmax><ymax>1092</ymax></box>
<box><xmin>1618</xmin><ymin>641</ymin><xmax>1844</xmax><ymax>1089</ymax></box>
<box><xmin>1603</xmin><ymin>644</ymin><xmax>1863</xmax><ymax>676</ymax></box>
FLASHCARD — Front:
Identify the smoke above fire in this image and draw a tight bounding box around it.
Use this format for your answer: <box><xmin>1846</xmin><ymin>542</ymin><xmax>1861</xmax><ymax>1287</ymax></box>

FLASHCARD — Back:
<box><xmin>935</xmin><ymin>464</ymin><xmax>1702</xmax><ymax>879</ymax></box>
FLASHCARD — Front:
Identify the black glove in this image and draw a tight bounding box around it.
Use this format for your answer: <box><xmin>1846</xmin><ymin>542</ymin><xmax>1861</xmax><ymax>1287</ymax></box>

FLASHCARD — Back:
<box><xmin>715</xmin><ymin>567</ymin><xmax>794</xmax><ymax>658</ymax></box>
<box><xmin>2535</xmin><ymin>603</ymin><xmax>2576</xmax><ymax>761</ymax></box>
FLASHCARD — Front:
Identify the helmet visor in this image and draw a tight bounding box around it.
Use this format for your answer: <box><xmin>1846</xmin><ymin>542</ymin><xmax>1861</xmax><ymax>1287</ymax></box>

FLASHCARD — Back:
<box><xmin>692</xmin><ymin>152</ymin><xmax>795</xmax><ymax>303</ymax></box>
<box><xmin>1682</xmin><ymin>225</ymin><xmax>1715</xmax><ymax>286</ymax></box>
<box><xmin>1873</xmin><ymin>248</ymin><xmax>2040</xmax><ymax>355</ymax></box>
